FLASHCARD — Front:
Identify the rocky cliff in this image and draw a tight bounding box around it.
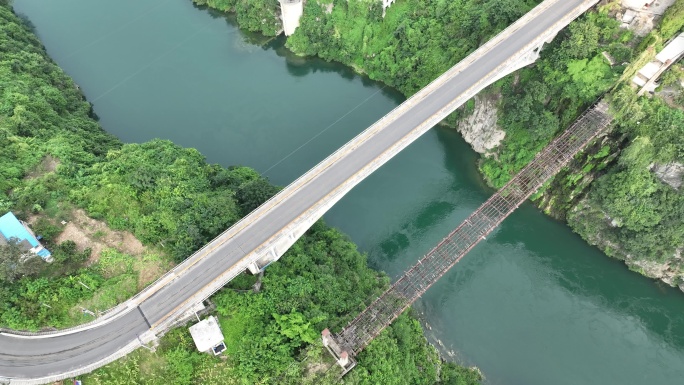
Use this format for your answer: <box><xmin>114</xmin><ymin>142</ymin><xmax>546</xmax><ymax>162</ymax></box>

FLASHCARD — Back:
<box><xmin>456</xmin><ymin>95</ymin><xmax>505</xmax><ymax>155</ymax></box>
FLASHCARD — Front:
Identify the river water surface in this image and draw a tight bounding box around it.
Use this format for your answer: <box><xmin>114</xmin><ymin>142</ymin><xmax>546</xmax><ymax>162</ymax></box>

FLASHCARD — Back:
<box><xmin>13</xmin><ymin>1</ymin><xmax>684</xmax><ymax>384</ymax></box>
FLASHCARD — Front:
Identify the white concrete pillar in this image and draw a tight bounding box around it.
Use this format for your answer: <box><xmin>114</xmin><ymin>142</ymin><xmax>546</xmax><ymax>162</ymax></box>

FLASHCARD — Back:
<box><xmin>322</xmin><ymin>328</ymin><xmax>331</xmax><ymax>346</ymax></box>
<box><xmin>247</xmin><ymin>262</ymin><xmax>260</xmax><ymax>275</ymax></box>
<box><xmin>338</xmin><ymin>351</ymin><xmax>349</xmax><ymax>367</ymax></box>
<box><xmin>280</xmin><ymin>0</ymin><xmax>304</xmax><ymax>36</ymax></box>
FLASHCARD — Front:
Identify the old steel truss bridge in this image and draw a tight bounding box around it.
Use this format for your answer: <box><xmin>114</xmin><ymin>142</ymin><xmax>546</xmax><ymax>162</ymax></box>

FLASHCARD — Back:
<box><xmin>323</xmin><ymin>101</ymin><xmax>613</xmax><ymax>373</ymax></box>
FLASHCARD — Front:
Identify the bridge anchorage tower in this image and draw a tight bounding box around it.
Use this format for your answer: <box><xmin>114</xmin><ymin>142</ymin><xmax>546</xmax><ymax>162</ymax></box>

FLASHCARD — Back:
<box><xmin>322</xmin><ymin>329</ymin><xmax>356</xmax><ymax>374</ymax></box>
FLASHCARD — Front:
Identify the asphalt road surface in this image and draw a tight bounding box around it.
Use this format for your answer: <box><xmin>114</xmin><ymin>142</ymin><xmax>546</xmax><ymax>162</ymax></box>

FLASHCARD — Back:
<box><xmin>0</xmin><ymin>0</ymin><xmax>591</xmax><ymax>380</ymax></box>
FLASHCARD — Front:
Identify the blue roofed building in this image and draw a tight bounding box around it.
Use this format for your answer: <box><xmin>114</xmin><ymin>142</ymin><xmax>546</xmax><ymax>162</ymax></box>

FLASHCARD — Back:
<box><xmin>0</xmin><ymin>212</ymin><xmax>52</xmax><ymax>262</ymax></box>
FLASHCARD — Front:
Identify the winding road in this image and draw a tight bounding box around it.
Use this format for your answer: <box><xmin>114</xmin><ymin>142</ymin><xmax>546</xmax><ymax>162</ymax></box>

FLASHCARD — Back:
<box><xmin>0</xmin><ymin>0</ymin><xmax>599</xmax><ymax>383</ymax></box>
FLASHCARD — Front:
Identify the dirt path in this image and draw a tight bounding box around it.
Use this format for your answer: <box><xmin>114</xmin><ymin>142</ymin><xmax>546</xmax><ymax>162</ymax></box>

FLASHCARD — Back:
<box><xmin>54</xmin><ymin>209</ymin><xmax>145</xmax><ymax>263</ymax></box>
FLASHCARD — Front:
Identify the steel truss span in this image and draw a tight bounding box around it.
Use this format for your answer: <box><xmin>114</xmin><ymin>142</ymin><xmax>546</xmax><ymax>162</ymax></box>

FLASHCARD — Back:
<box><xmin>330</xmin><ymin>101</ymin><xmax>613</xmax><ymax>357</ymax></box>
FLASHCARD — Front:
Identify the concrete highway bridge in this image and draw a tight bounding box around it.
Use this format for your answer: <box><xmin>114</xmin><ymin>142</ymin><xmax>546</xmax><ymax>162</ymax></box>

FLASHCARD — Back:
<box><xmin>0</xmin><ymin>0</ymin><xmax>600</xmax><ymax>383</ymax></box>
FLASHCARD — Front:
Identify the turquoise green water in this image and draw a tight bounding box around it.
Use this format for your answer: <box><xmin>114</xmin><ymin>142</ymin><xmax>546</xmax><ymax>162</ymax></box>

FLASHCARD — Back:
<box><xmin>13</xmin><ymin>1</ymin><xmax>684</xmax><ymax>383</ymax></box>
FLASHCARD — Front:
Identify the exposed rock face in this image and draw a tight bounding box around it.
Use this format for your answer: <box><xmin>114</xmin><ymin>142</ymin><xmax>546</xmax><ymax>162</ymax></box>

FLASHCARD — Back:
<box><xmin>652</xmin><ymin>162</ymin><xmax>683</xmax><ymax>190</ymax></box>
<box><xmin>570</xmin><ymin>199</ymin><xmax>684</xmax><ymax>293</ymax></box>
<box><xmin>625</xmin><ymin>247</ymin><xmax>684</xmax><ymax>291</ymax></box>
<box><xmin>457</xmin><ymin>95</ymin><xmax>505</xmax><ymax>155</ymax></box>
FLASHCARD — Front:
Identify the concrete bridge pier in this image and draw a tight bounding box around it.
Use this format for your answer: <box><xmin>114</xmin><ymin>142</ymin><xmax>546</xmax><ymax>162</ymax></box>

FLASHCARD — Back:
<box><xmin>484</xmin><ymin>40</ymin><xmax>549</xmax><ymax>87</ymax></box>
<box><xmin>280</xmin><ymin>0</ymin><xmax>304</xmax><ymax>36</ymax></box>
<box><xmin>246</xmin><ymin>174</ymin><xmax>355</xmax><ymax>274</ymax></box>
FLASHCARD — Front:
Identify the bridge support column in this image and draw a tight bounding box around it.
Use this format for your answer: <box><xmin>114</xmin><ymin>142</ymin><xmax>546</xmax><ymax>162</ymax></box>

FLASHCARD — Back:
<box><xmin>483</xmin><ymin>42</ymin><xmax>547</xmax><ymax>87</ymax></box>
<box><xmin>280</xmin><ymin>0</ymin><xmax>303</xmax><ymax>36</ymax></box>
<box><xmin>246</xmin><ymin>247</ymin><xmax>276</xmax><ymax>274</ymax></box>
<box><xmin>247</xmin><ymin>262</ymin><xmax>261</xmax><ymax>275</ymax></box>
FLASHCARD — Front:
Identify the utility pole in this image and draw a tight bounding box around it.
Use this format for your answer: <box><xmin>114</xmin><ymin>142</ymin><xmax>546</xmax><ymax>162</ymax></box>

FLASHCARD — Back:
<box><xmin>137</xmin><ymin>335</ymin><xmax>155</xmax><ymax>352</ymax></box>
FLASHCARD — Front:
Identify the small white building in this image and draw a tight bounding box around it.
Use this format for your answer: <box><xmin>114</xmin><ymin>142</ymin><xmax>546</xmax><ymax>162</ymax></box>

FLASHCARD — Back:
<box><xmin>622</xmin><ymin>0</ymin><xmax>656</xmax><ymax>9</ymax></box>
<box><xmin>382</xmin><ymin>0</ymin><xmax>396</xmax><ymax>9</ymax></box>
<box><xmin>280</xmin><ymin>0</ymin><xmax>304</xmax><ymax>36</ymax></box>
<box><xmin>189</xmin><ymin>316</ymin><xmax>226</xmax><ymax>355</ymax></box>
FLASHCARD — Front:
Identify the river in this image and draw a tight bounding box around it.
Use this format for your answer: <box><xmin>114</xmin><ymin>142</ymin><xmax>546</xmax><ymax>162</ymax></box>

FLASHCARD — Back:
<box><xmin>12</xmin><ymin>0</ymin><xmax>684</xmax><ymax>384</ymax></box>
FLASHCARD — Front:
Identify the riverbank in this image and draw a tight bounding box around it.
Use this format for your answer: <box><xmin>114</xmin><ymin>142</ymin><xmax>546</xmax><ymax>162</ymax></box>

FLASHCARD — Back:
<box><xmin>10</xmin><ymin>0</ymin><xmax>684</xmax><ymax>383</ymax></box>
<box><xmin>0</xmin><ymin>2</ymin><xmax>481</xmax><ymax>383</ymax></box>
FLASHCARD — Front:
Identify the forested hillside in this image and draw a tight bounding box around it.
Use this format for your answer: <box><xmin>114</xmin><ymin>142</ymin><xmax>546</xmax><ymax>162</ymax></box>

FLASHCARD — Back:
<box><xmin>192</xmin><ymin>0</ymin><xmax>282</xmax><ymax>36</ymax></box>
<box><xmin>288</xmin><ymin>0</ymin><xmax>541</xmax><ymax>96</ymax></box>
<box><xmin>0</xmin><ymin>2</ymin><xmax>480</xmax><ymax>383</ymax></box>
<box><xmin>199</xmin><ymin>0</ymin><xmax>684</xmax><ymax>290</ymax></box>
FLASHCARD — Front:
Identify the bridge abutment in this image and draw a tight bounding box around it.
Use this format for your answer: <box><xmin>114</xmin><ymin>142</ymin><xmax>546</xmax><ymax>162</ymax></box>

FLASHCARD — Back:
<box><xmin>280</xmin><ymin>0</ymin><xmax>303</xmax><ymax>36</ymax></box>
<box><xmin>322</xmin><ymin>329</ymin><xmax>356</xmax><ymax>374</ymax></box>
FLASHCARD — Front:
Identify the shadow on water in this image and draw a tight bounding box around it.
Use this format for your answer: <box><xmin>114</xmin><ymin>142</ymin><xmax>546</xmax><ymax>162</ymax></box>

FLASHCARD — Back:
<box><xmin>374</xmin><ymin>199</ymin><xmax>457</xmax><ymax>263</ymax></box>
<box><xmin>368</xmin><ymin>128</ymin><xmax>486</xmax><ymax>269</ymax></box>
<box><xmin>191</xmin><ymin>2</ymin><xmax>232</xmax><ymax>20</ymax></box>
<box><xmin>14</xmin><ymin>12</ymin><xmax>36</xmax><ymax>32</ymax></box>
<box><xmin>193</xmin><ymin>3</ymin><xmax>275</xmax><ymax>46</ymax></box>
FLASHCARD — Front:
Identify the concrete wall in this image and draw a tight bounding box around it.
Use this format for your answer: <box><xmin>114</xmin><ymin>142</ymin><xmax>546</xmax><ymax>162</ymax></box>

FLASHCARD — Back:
<box><xmin>382</xmin><ymin>0</ymin><xmax>396</xmax><ymax>17</ymax></box>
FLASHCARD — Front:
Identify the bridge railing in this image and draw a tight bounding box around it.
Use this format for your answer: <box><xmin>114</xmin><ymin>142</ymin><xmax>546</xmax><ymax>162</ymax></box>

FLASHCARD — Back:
<box><xmin>101</xmin><ymin>0</ymin><xmax>602</xmax><ymax>335</ymax></box>
<box><xmin>133</xmin><ymin>0</ymin><xmax>574</xmax><ymax>330</ymax></box>
<box><xmin>4</xmin><ymin>332</ymin><xmax>155</xmax><ymax>385</ymax></box>
<box><xmin>0</xmin><ymin>0</ymin><xmax>599</xmax><ymax>349</ymax></box>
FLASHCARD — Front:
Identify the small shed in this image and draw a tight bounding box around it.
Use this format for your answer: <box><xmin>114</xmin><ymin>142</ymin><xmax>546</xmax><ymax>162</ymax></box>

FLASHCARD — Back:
<box><xmin>656</xmin><ymin>33</ymin><xmax>684</xmax><ymax>64</ymax></box>
<box><xmin>622</xmin><ymin>0</ymin><xmax>656</xmax><ymax>10</ymax></box>
<box><xmin>189</xmin><ymin>316</ymin><xmax>226</xmax><ymax>355</ymax></box>
<box><xmin>0</xmin><ymin>212</ymin><xmax>52</xmax><ymax>261</ymax></box>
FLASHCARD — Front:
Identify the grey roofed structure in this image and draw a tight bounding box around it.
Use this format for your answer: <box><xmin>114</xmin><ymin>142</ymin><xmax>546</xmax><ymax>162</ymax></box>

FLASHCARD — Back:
<box><xmin>655</xmin><ymin>33</ymin><xmax>684</xmax><ymax>64</ymax></box>
<box><xmin>188</xmin><ymin>316</ymin><xmax>226</xmax><ymax>355</ymax></box>
<box><xmin>0</xmin><ymin>212</ymin><xmax>52</xmax><ymax>261</ymax></box>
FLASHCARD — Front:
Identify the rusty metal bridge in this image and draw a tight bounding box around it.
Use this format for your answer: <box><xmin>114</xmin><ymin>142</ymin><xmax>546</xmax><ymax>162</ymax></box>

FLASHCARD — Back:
<box><xmin>323</xmin><ymin>101</ymin><xmax>613</xmax><ymax>372</ymax></box>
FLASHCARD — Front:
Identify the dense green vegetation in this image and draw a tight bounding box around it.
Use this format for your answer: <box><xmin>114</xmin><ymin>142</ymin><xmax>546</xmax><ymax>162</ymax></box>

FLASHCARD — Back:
<box><xmin>480</xmin><ymin>10</ymin><xmax>628</xmax><ymax>187</ymax></box>
<box><xmin>530</xmin><ymin>3</ymin><xmax>684</xmax><ymax>279</ymax></box>
<box><xmin>191</xmin><ymin>0</ymin><xmax>282</xmax><ymax>36</ymax></box>
<box><xmin>84</xmin><ymin>223</ymin><xmax>480</xmax><ymax>384</ymax></box>
<box><xmin>567</xmin><ymin>86</ymin><xmax>684</xmax><ymax>274</ymax></box>
<box><xmin>3</xmin><ymin>0</ymin><xmax>681</xmax><ymax>379</ymax></box>
<box><xmin>0</xmin><ymin>2</ymin><xmax>480</xmax><ymax>383</ymax></box>
<box><xmin>477</xmin><ymin>2</ymin><xmax>683</xmax><ymax>281</ymax></box>
<box><xmin>69</xmin><ymin>141</ymin><xmax>270</xmax><ymax>261</ymax></box>
<box><xmin>288</xmin><ymin>0</ymin><xmax>541</xmax><ymax>96</ymax></box>
<box><xmin>0</xmin><ymin>1</ymin><xmax>132</xmax><ymax>329</ymax></box>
